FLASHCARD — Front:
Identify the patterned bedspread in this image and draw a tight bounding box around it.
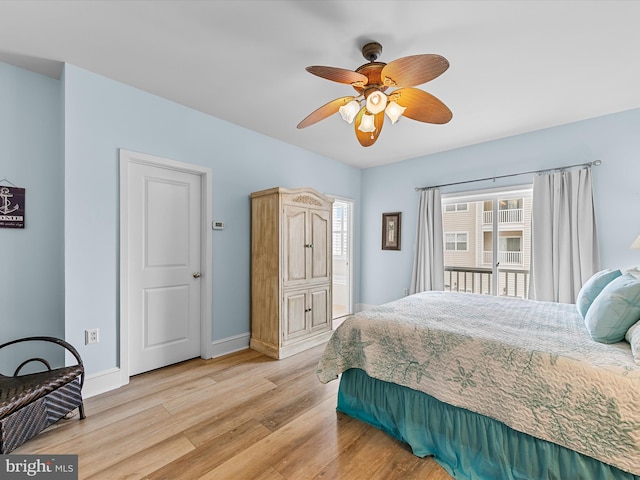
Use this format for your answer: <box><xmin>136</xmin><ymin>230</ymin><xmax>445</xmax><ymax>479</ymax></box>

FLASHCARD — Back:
<box><xmin>317</xmin><ymin>291</ymin><xmax>640</xmax><ymax>475</ymax></box>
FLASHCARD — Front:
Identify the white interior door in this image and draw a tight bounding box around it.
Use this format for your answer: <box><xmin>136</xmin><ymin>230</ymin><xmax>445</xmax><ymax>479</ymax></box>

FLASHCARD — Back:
<box><xmin>127</xmin><ymin>161</ymin><xmax>202</xmax><ymax>375</ymax></box>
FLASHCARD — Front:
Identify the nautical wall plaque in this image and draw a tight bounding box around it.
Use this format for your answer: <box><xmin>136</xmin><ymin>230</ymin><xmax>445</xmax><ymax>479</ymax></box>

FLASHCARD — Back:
<box><xmin>0</xmin><ymin>186</ymin><xmax>25</xmax><ymax>228</ymax></box>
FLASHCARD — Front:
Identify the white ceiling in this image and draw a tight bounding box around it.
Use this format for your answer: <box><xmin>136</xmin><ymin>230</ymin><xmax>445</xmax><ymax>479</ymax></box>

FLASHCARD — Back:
<box><xmin>1</xmin><ymin>1</ymin><xmax>639</xmax><ymax>169</ymax></box>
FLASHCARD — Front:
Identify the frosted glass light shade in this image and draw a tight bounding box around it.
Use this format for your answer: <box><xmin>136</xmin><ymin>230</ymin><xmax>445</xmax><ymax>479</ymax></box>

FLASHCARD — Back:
<box><xmin>365</xmin><ymin>90</ymin><xmax>387</xmax><ymax>114</ymax></box>
<box><xmin>385</xmin><ymin>101</ymin><xmax>406</xmax><ymax>124</ymax></box>
<box><xmin>339</xmin><ymin>100</ymin><xmax>360</xmax><ymax>124</ymax></box>
<box><xmin>358</xmin><ymin>113</ymin><xmax>376</xmax><ymax>133</ymax></box>
<box><xmin>631</xmin><ymin>234</ymin><xmax>640</xmax><ymax>249</ymax></box>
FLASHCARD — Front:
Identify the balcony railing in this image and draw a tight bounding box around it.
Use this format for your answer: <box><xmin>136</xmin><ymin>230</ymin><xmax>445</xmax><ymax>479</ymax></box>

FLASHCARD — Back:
<box><xmin>444</xmin><ymin>266</ymin><xmax>530</xmax><ymax>299</ymax></box>
<box><xmin>483</xmin><ymin>208</ymin><xmax>523</xmax><ymax>224</ymax></box>
<box><xmin>483</xmin><ymin>250</ymin><xmax>523</xmax><ymax>265</ymax></box>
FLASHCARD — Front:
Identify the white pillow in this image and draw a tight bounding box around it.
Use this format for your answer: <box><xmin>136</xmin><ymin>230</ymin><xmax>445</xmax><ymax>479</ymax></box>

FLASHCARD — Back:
<box><xmin>625</xmin><ymin>267</ymin><xmax>640</xmax><ymax>280</ymax></box>
<box><xmin>626</xmin><ymin>319</ymin><xmax>640</xmax><ymax>365</ymax></box>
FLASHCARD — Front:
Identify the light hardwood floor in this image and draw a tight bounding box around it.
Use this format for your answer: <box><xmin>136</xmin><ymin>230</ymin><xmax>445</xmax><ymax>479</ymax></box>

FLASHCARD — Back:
<box><xmin>15</xmin><ymin>344</ymin><xmax>453</xmax><ymax>480</ymax></box>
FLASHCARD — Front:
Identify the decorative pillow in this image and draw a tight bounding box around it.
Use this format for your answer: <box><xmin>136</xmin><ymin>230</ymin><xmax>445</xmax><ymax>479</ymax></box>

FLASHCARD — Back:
<box><xmin>584</xmin><ymin>273</ymin><xmax>640</xmax><ymax>343</ymax></box>
<box><xmin>626</xmin><ymin>320</ymin><xmax>640</xmax><ymax>365</ymax></box>
<box><xmin>576</xmin><ymin>269</ymin><xmax>622</xmax><ymax>318</ymax></box>
<box><xmin>626</xmin><ymin>267</ymin><xmax>640</xmax><ymax>280</ymax></box>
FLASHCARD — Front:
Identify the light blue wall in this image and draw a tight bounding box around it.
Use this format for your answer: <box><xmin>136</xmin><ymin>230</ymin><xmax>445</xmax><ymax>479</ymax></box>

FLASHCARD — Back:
<box><xmin>0</xmin><ymin>62</ymin><xmax>64</xmax><ymax>370</ymax></box>
<box><xmin>361</xmin><ymin>108</ymin><xmax>640</xmax><ymax>306</ymax></box>
<box><xmin>5</xmin><ymin>59</ymin><xmax>640</xmax><ymax>378</ymax></box>
<box><xmin>62</xmin><ymin>65</ymin><xmax>362</xmax><ymax>374</ymax></box>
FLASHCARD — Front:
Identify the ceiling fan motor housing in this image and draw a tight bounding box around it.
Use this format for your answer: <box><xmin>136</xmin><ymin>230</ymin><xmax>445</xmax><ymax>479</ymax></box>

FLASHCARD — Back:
<box><xmin>354</xmin><ymin>62</ymin><xmax>388</xmax><ymax>95</ymax></box>
<box><xmin>361</xmin><ymin>42</ymin><xmax>383</xmax><ymax>62</ymax></box>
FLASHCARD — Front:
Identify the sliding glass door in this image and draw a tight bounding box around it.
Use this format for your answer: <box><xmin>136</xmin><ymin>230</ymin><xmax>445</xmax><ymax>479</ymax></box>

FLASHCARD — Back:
<box><xmin>442</xmin><ymin>187</ymin><xmax>532</xmax><ymax>298</ymax></box>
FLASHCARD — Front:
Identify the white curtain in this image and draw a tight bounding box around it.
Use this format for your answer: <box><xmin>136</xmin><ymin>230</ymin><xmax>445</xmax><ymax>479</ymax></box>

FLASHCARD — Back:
<box><xmin>410</xmin><ymin>189</ymin><xmax>444</xmax><ymax>293</ymax></box>
<box><xmin>529</xmin><ymin>167</ymin><xmax>600</xmax><ymax>303</ymax></box>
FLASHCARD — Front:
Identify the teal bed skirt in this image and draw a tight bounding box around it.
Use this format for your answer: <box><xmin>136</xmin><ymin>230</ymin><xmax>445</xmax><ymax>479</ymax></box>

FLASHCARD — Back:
<box><xmin>337</xmin><ymin>368</ymin><xmax>639</xmax><ymax>480</ymax></box>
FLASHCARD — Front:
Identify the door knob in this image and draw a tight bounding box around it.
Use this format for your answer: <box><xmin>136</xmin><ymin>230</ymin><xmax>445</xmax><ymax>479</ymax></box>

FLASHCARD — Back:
<box><xmin>193</xmin><ymin>272</ymin><xmax>201</xmax><ymax>278</ymax></box>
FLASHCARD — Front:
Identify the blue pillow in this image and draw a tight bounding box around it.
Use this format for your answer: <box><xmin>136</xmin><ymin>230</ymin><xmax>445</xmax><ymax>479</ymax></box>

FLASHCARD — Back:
<box><xmin>584</xmin><ymin>273</ymin><xmax>640</xmax><ymax>343</ymax></box>
<box><xmin>576</xmin><ymin>269</ymin><xmax>622</xmax><ymax>318</ymax></box>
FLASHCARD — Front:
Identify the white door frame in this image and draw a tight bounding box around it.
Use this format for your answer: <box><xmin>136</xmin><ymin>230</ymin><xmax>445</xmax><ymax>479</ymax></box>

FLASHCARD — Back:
<box><xmin>328</xmin><ymin>194</ymin><xmax>354</xmax><ymax>317</ymax></box>
<box><xmin>119</xmin><ymin>149</ymin><xmax>212</xmax><ymax>386</ymax></box>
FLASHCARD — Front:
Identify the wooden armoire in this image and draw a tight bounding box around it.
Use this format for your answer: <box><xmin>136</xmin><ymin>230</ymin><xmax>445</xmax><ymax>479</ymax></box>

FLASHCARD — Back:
<box><xmin>250</xmin><ymin>187</ymin><xmax>334</xmax><ymax>359</ymax></box>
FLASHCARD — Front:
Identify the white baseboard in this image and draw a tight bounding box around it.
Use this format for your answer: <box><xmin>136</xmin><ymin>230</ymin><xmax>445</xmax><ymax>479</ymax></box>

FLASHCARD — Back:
<box><xmin>204</xmin><ymin>332</ymin><xmax>251</xmax><ymax>359</ymax></box>
<box><xmin>83</xmin><ymin>333</ymin><xmax>251</xmax><ymax>398</ymax></box>
<box><xmin>83</xmin><ymin>367</ymin><xmax>122</xmax><ymax>399</ymax></box>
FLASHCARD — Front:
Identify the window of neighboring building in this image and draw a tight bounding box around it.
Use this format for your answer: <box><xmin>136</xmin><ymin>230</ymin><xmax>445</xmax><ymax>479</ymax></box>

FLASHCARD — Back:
<box><xmin>445</xmin><ymin>232</ymin><xmax>468</xmax><ymax>251</ymax></box>
<box><xmin>500</xmin><ymin>236</ymin><xmax>521</xmax><ymax>252</ymax></box>
<box><xmin>445</xmin><ymin>203</ymin><xmax>468</xmax><ymax>212</ymax></box>
<box><xmin>499</xmin><ymin>198</ymin><xmax>523</xmax><ymax>210</ymax></box>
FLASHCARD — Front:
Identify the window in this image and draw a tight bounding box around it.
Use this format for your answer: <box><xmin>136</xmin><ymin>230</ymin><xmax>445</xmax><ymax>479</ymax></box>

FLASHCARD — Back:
<box><xmin>445</xmin><ymin>232</ymin><xmax>468</xmax><ymax>251</ymax></box>
<box><xmin>332</xmin><ymin>203</ymin><xmax>348</xmax><ymax>258</ymax></box>
<box><xmin>445</xmin><ymin>203</ymin><xmax>468</xmax><ymax>212</ymax></box>
<box><xmin>332</xmin><ymin>198</ymin><xmax>353</xmax><ymax>319</ymax></box>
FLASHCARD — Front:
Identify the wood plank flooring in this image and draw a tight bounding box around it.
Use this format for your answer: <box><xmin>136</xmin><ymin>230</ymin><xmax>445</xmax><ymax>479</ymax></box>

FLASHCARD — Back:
<box><xmin>14</xmin><ymin>344</ymin><xmax>453</xmax><ymax>480</ymax></box>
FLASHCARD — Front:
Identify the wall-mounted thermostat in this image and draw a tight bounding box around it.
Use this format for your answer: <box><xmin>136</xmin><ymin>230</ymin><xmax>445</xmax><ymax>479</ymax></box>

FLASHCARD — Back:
<box><xmin>212</xmin><ymin>221</ymin><xmax>225</xmax><ymax>230</ymax></box>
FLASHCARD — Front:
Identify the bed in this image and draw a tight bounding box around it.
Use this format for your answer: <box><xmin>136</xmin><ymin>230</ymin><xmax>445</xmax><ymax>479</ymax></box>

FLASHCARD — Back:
<box><xmin>317</xmin><ymin>291</ymin><xmax>640</xmax><ymax>480</ymax></box>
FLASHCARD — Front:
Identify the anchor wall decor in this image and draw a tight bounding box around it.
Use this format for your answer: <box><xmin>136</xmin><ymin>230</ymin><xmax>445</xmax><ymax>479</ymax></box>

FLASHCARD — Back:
<box><xmin>0</xmin><ymin>185</ymin><xmax>25</xmax><ymax>229</ymax></box>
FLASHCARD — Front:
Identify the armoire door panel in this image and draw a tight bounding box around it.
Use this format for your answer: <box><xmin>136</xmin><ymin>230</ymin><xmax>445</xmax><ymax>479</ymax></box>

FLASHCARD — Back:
<box><xmin>283</xmin><ymin>290</ymin><xmax>307</xmax><ymax>343</ymax></box>
<box><xmin>310</xmin><ymin>209</ymin><xmax>331</xmax><ymax>282</ymax></box>
<box><xmin>310</xmin><ymin>286</ymin><xmax>330</xmax><ymax>329</ymax></box>
<box><xmin>283</xmin><ymin>207</ymin><xmax>307</xmax><ymax>284</ymax></box>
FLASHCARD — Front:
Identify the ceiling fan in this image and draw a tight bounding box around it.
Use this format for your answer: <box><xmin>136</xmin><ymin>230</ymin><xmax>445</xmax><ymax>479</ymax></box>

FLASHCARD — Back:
<box><xmin>297</xmin><ymin>42</ymin><xmax>453</xmax><ymax>147</ymax></box>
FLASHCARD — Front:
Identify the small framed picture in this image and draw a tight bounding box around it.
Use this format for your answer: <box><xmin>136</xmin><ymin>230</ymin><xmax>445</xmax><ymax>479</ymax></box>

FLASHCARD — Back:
<box><xmin>382</xmin><ymin>212</ymin><xmax>401</xmax><ymax>250</ymax></box>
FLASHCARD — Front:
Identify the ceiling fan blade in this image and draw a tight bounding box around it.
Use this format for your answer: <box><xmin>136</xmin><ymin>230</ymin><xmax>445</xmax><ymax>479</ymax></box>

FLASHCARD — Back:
<box><xmin>389</xmin><ymin>88</ymin><xmax>452</xmax><ymax>124</ymax></box>
<box><xmin>306</xmin><ymin>66</ymin><xmax>368</xmax><ymax>86</ymax></box>
<box><xmin>382</xmin><ymin>54</ymin><xmax>449</xmax><ymax>87</ymax></box>
<box><xmin>354</xmin><ymin>108</ymin><xmax>384</xmax><ymax>147</ymax></box>
<box><xmin>297</xmin><ymin>96</ymin><xmax>358</xmax><ymax>129</ymax></box>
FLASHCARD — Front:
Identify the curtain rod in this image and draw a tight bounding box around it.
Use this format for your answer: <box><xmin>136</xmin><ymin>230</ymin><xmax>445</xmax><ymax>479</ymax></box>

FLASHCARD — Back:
<box><xmin>415</xmin><ymin>160</ymin><xmax>602</xmax><ymax>191</ymax></box>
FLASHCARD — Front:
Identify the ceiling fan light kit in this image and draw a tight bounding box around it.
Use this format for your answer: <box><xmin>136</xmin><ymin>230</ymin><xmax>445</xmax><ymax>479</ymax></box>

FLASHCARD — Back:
<box><xmin>339</xmin><ymin>100</ymin><xmax>361</xmax><ymax>123</ymax></box>
<box><xmin>358</xmin><ymin>113</ymin><xmax>376</xmax><ymax>134</ymax></box>
<box><xmin>385</xmin><ymin>101</ymin><xmax>406</xmax><ymax>124</ymax></box>
<box><xmin>297</xmin><ymin>41</ymin><xmax>452</xmax><ymax>147</ymax></box>
<box><xmin>365</xmin><ymin>90</ymin><xmax>387</xmax><ymax>114</ymax></box>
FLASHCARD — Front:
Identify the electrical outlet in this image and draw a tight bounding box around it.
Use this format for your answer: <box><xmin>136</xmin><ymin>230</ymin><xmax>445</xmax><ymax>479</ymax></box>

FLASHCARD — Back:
<box><xmin>85</xmin><ymin>328</ymin><xmax>99</xmax><ymax>345</ymax></box>
<box><xmin>403</xmin><ymin>288</ymin><xmax>409</xmax><ymax>296</ymax></box>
